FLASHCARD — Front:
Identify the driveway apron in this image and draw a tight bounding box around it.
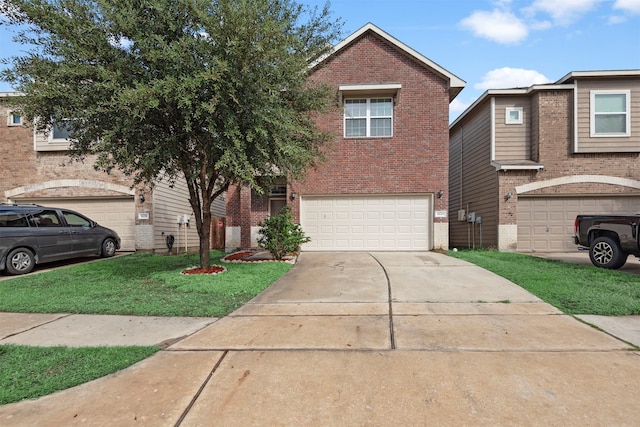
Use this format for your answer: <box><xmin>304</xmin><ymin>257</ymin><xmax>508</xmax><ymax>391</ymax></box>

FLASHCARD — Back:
<box><xmin>1</xmin><ymin>252</ymin><xmax>639</xmax><ymax>426</ymax></box>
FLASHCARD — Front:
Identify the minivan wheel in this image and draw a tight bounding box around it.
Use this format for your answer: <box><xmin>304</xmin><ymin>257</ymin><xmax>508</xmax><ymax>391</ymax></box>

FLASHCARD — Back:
<box><xmin>589</xmin><ymin>236</ymin><xmax>627</xmax><ymax>269</ymax></box>
<box><xmin>6</xmin><ymin>248</ymin><xmax>35</xmax><ymax>275</ymax></box>
<box><xmin>101</xmin><ymin>238</ymin><xmax>117</xmax><ymax>257</ymax></box>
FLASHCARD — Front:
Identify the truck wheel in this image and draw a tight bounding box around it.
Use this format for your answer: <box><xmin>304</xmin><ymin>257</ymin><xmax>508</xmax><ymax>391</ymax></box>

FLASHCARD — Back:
<box><xmin>6</xmin><ymin>248</ymin><xmax>35</xmax><ymax>275</ymax></box>
<box><xmin>589</xmin><ymin>236</ymin><xmax>627</xmax><ymax>269</ymax></box>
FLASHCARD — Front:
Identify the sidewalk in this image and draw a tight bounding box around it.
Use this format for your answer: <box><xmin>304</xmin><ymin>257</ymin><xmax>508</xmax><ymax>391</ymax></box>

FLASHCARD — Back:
<box><xmin>1</xmin><ymin>252</ymin><xmax>639</xmax><ymax>426</ymax></box>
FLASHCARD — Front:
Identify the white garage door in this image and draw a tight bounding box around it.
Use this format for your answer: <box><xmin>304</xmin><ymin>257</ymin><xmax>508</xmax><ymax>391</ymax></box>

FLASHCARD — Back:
<box><xmin>300</xmin><ymin>195</ymin><xmax>431</xmax><ymax>251</ymax></box>
<box><xmin>518</xmin><ymin>196</ymin><xmax>640</xmax><ymax>252</ymax></box>
<box><xmin>19</xmin><ymin>197</ymin><xmax>136</xmax><ymax>251</ymax></box>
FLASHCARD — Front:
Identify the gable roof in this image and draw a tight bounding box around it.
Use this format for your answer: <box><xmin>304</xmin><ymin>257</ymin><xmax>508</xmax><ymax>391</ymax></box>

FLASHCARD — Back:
<box><xmin>312</xmin><ymin>23</ymin><xmax>466</xmax><ymax>102</ymax></box>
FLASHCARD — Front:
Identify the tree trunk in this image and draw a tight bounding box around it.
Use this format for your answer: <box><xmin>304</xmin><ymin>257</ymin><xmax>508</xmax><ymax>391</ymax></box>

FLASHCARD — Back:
<box><xmin>199</xmin><ymin>207</ymin><xmax>212</xmax><ymax>268</ymax></box>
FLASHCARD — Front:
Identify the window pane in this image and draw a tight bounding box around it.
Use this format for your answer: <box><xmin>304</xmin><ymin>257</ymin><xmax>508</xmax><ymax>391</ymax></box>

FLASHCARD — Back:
<box><xmin>63</xmin><ymin>212</ymin><xmax>91</xmax><ymax>227</ymax></box>
<box><xmin>595</xmin><ymin>94</ymin><xmax>626</xmax><ymax>113</ymax></box>
<box><xmin>11</xmin><ymin>113</ymin><xmax>21</xmax><ymax>124</ymax></box>
<box><xmin>33</xmin><ymin>210</ymin><xmax>61</xmax><ymax>227</ymax></box>
<box><xmin>370</xmin><ymin>118</ymin><xmax>392</xmax><ymax>136</ymax></box>
<box><xmin>370</xmin><ymin>99</ymin><xmax>392</xmax><ymax>117</ymax></box>
<box><xmin>345</xmin><ymin>118</ymin><xmax>366</xmax><ymax>137</ymax></box>
<box><xmin>0</xmin><ymin>213</ymin><xmax>28</xmax><ymax>227</ymax></box>
<box><xmin>595</xmin><ymin>114</ymin><xmax>626</xmax><ymax>134</ymax></box>
<box><xmin>52</xmin><ymin>122</ymin><xmax>72</xmax><ymax>140</ymax></box>
<box><xmin>345</xmin><ymin>100</ymin><xmax>366</xmax><ymax>118</ymax></box>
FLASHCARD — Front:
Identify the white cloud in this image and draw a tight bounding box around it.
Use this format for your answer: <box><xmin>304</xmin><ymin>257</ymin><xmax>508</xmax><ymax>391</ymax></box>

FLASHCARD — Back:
<box><xmin>613</xmin><ymin>0</ymin><xmax>640</xmax><ymax>13</ymax></box>
<box><xmin>450</xmin><ymin>98</ymin><xmax>470</xmax><ymax>117</ymax></box>
<box><xmin>525</xmin><ymin>0</ymin><xmax>606</xmax><ymax>25</ymax></box>
<box><xmin>474</xmin><ymin>67</ymin><xmax>551</xmax><ymax>90</ymax></box>
<box><xmin>459</xmin><ymin>10</ymin><xmax>529</xmax><ymax>44</ymax></box>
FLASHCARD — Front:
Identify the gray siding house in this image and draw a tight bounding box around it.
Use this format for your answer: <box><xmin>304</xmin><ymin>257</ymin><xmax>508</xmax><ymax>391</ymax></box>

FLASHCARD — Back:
<box><xmin>449</xmin><ymin>70</ymin><xmax>640</xmax><ymax>252</ymax></box>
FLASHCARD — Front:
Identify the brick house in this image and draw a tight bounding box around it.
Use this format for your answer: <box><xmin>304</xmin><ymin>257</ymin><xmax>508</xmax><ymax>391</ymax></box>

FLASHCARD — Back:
<box><xmin>449</xmin><ymin>70</ymin><xmax>640</xmax><ymax>252</ymax></box>
<box><xmin>1</xmin><ymin>93</ymin><xmax>225</xmax><ymax>253</ymax></box>
<box><xmin>226</xmin><ymin>23</ymin><xmax>465</xmax><ymax>251</ymax></box>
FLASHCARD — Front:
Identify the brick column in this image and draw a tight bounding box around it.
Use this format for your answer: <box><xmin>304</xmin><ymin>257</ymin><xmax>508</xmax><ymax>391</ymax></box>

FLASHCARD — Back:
<box><xmin>240</xmin><ymin>186</ymin><xmax>252</xmax><ymax>248</ymax></box>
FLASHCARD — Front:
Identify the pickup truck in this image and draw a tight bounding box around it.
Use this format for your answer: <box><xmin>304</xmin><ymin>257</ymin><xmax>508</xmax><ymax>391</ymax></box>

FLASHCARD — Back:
<box><xmin>574</xmin><ymin>214</ymin><xmax>640</xmax><ymax>269</ymax></box>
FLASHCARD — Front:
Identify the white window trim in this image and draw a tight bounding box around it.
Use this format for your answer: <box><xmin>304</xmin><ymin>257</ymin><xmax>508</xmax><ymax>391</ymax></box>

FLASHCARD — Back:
<box><xmin>7</xmin><ymin>111</ymin><xmax>22</xmax><ymax>126</ymax></box>
<box><xmin>344</xmin><ymin>97</ymin><xmax>393</xmax><ymax>138</ymax></box>
<box><xmin>590</xmin><ymin>90</ymin><xmax>631</xmax><ymax>137</ymax></box>
<box><xmin>505</xmin><ymin>107</ymin><xmax>523</xmax><ymax>125</ymax></box>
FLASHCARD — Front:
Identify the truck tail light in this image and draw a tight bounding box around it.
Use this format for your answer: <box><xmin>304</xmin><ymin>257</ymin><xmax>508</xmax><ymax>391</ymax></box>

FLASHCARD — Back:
<box><xmin>574</xmin><ymin>219</ymin><xmax>578</xmax><ymax>235</ymax></box>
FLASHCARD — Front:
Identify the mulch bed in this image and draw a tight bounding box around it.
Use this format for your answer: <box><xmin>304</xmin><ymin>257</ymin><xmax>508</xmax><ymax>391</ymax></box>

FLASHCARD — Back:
<box><xmin>222</xmin><ymin>251</ymin><xmax>297</xmax><ymax>264</ymax></box>
<box><xmin>181</xmin><ymin>265</ymin><xmax>226</xmax><ymax>275</ymax></box>
<box><xmin>222</xmin><ymin>251</ymin><xmax>256</xmax><ymax>262</ymax></box>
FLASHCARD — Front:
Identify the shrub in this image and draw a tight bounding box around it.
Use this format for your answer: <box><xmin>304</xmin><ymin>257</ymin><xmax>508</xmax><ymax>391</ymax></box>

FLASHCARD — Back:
<box><xmin>257</xmin><ymin>206</ymin><xmax>310</xmax><ymax>260</ymax></box>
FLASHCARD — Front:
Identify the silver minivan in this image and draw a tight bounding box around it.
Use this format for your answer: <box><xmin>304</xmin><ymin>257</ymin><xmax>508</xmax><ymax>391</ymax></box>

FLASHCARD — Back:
<box><xmin>0</xmin><ymin>204</ymin><xmax>121</xmax><ymax>275</ymax></box>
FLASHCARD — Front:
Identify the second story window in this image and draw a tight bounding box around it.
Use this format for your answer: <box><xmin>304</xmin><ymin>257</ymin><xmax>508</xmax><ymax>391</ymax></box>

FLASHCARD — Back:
<box><xmin>49</xmin><ymin>120</ymin><xmax>72</xmax><ymax>142</ymax></box>
<box><xmin>8</xmin><ymin>111</ymin><xmax>22</xmax><ymax>126</ymax></box>
<box><xmin>590</xmin><ymin>90</ymin><xmax>630</xmax><ymax>137</ymax></box>
<box><xmin>344</xmin><ymin>98</ymin><xmax>393</xmax><ymax>137</ymax></box>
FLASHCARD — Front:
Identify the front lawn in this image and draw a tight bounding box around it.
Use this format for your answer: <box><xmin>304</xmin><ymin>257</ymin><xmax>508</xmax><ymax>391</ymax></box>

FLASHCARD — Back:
<box><xmin>0</xmin><ymin>250</ymin><xmax>292</xmax><ymax>405</ymax></box>
<box><xmin>0</xmin><ymin>251</ymin><xmax>292</xmax><ymax>317</ymax></box>
<box><xmin>0</xmin><ymin>345</ymin><xmax>159</xmax><ymax>405</ymax></box>
<box><xmin>449</xmin><ymin>250</ymin><xmax>640</xmax><ymax>316</ymax></box>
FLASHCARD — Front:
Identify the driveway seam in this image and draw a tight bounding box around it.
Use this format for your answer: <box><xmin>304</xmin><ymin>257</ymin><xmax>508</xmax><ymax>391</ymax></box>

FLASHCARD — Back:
<box><xmin>175</xmin><ymin>350</ymin><xmax>228</xmax><ymax>427</ymax></box>
<box><xmin>368</xmin><ymin>253</ymin><xmax>395</xmax><ymax>350</ymax></box>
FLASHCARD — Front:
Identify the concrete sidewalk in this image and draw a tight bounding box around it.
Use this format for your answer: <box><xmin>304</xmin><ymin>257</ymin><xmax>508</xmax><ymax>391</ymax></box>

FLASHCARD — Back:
<box><xmin>1</xmin><ymin>252</ymin><xmax>639</xmax><ymax>426</ymax></box>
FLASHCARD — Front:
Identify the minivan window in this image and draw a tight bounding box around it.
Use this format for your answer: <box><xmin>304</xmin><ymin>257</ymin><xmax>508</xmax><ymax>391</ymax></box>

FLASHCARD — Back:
<box><xmin>31</xmin><ymin>210</ymin><xmax>61</xmax><ymax>227</ymax></box>
<box><xmin>63</xmin><ymin>211</ymin><xmax>91</xmax><ymax>227</ymax></box>
<box><xmin>0</xmin><ymin>212</ymin><xmax>29</xmax><ymax>227</ymax></box>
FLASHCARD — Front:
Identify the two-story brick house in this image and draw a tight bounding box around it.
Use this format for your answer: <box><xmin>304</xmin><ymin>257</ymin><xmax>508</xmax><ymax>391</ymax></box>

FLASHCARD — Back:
<box><xmin>449</xmin><ymin>70</ymin><xmax>640</xmax><ymax>252</ymax></box>
<box><xmin>226</xmin><ymin>23</ymin><xmax>465</xmax><ymax>251</ymax></box>
<box><xmin>1</xmin><ymin>93</ymin><xmax>225</xmax><ymax>253</ymax></box>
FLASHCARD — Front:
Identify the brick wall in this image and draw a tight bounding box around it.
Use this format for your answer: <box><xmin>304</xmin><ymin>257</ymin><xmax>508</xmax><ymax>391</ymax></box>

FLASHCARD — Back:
<box><xmin>0</xmin><ymin>102</ymin><xmax>133</xmax><ymax>201</ymax></box>
<box><xmin>294</xmin><ymin>32</ymin><xmax>450</xmax><ymax>218</ymax></box>
<box><xmin>225</xmin><ymin>30</ymin><xmax>454</xmax><ymax>249</ymax></box>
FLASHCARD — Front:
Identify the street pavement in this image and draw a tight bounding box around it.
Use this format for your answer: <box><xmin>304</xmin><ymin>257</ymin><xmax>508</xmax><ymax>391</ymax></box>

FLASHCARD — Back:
<box><xmin>1</xmin><ymin>251</ymin><xmax>639</xmax><ymax>426</ymax></box>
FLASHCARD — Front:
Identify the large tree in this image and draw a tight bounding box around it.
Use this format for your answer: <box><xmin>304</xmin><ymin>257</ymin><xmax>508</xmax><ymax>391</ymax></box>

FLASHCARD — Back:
<box><xmin>0</xmin><ymin>0</ymin><xmax>341</xmax><ymax>268</ymax></box>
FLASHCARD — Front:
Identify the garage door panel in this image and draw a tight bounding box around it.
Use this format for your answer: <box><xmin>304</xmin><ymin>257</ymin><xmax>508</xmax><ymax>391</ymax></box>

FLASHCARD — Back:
<box><xmin>301</xmin><ymin>195</ymin><xmax>431</xmax><ymax>251</ymax></box>
<box><xmin>518</xmin><ymin>196</ymin><xmax>640</xmax><ymax>252</ymax></box>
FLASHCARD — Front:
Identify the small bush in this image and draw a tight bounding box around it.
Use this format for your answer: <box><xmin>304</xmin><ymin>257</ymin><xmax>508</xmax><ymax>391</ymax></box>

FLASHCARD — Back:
<box><xmin>257</xmin><ymin>206</ymin><xmax>310</xmax><ymax>260</ymax></box>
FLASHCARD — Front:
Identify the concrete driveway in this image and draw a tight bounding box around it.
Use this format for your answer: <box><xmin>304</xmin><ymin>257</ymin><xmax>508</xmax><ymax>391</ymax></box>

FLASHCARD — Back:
<box><xmin>1</xmin><ymin>252</ymin><xmax>639</xmax><ymax>426</ymax></box>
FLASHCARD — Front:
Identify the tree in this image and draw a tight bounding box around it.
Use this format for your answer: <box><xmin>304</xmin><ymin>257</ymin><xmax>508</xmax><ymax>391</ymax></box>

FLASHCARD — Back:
<box><xmin>0</xmin><ymin>0</ymin><xmax>341</xmax><ymax>268</ymax></box>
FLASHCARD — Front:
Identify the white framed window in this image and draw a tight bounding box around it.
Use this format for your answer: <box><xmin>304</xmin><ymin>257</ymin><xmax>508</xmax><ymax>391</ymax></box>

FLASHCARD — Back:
<box><xmin>590</xmin><ymin>90</ymin><xmax>630</xmax><ymax>137</ymax></box>
<box><xmin>49</xmin><ymin>120</ymin><xmax>72</xmax><ymax>143</ymax></box>
<box><xmin>7</xmin><ymin>111</ymin><xmax>22</xmax><ymax>126</ymax></box>
<box><xmin>505</xmin><ymin>107</ymin><xmax>523</xmax><ymax>124</ymax></box>
<box><xmin>344</xmin><ymin>98</ymin><xmax>393</xmax><ymax>137</ymax></box>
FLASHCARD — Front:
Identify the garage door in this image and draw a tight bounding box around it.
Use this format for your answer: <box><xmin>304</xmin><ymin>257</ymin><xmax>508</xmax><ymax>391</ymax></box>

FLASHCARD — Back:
<box><xmin>18</xmin><ymin>198</ymin><xmax>136</xmax><ymax>251</ymax></box>
<box><xmin>300</xmin><ymin>195</ymin><xmax>431</xmax><ymax>251</ymax></box>
<box><xmin>518</xmin><ymin>196</ymin><xmax>640</xmax><ymax>252</ymax></box>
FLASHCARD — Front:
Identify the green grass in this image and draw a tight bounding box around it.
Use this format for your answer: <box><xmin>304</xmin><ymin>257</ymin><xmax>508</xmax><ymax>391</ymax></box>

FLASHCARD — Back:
<box><xmin>450</xmin><ymin>250</ymin><xmax>640</xmax><ymax>316</ymax></box>
<box><xmin>0</xmin><ymin>345</ymin><xmax>159</xmax><ymax>405</ymax></box>
<box><xmin>0</xmin><ymin>251</ymin><xmax>292</xmax><ymax>317</ymax></box>
<box><xmin>0</xmin><ymin>250</ymin><xmax>292</xmax><ymax>405</ymax></box>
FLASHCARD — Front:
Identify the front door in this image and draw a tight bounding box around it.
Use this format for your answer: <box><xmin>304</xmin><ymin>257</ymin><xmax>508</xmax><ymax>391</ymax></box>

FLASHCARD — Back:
<box><xmin>270</xmin><ymin>198</ymin><xmax>287</xmax><ymax>216</ymax></box>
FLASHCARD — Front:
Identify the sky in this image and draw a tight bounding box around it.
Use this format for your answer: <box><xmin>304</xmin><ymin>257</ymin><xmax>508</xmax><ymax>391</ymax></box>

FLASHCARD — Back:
<box><xmin>1</xmin><ymin>0</ymin><xmax>639</xmax><ymax>121</ymax></box>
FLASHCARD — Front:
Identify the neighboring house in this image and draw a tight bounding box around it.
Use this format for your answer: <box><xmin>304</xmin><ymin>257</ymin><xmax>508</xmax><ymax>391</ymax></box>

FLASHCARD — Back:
<box><xmin>1</xmin><ymin>92</ymin><xmax>226</xmax><ymax>253</ymax></box>
<box><xmin>449</xmin><ymin>70</ymin><xmax>640</xmax><ymax>252</ymax></box>
<box><xmin>226</xmin><ymin>23</ymin><xmax>465</xmax><ymax>251</ymax></box>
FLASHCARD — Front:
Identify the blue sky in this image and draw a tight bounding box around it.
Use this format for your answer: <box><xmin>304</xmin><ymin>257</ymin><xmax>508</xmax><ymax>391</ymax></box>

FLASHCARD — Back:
<box><xmin>307</xmin><ymin>0</ymin><xmax>640</xmax><ymax>119</ymax></box>
<box><xmin>1</xmin><ymin>0</ymin><xmax>639</xmax><ymax>121</ymax></box>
